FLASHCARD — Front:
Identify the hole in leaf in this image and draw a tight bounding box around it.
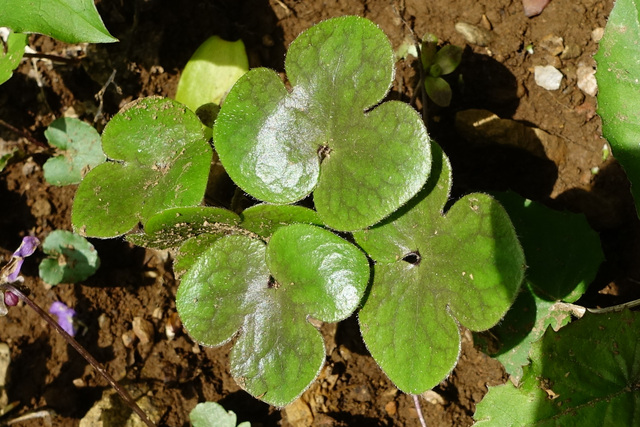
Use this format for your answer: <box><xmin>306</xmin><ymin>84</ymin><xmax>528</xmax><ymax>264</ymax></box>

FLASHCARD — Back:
<box><xmin>267</xmin><ymin>276</ymin><xmax>280</xmax><ymax>289</ymax></box>
<box><xmin>402</xmin><ymin>250</ymin><xmax>421</xmax><ymax>265</ymax></box>
<box><xmin>317</xmin><ymin>145</ymin><xmax>332</xmax><ymax>162</ymax></box>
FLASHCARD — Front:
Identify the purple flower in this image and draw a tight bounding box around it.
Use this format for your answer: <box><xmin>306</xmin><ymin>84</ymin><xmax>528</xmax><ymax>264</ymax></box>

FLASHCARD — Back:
<box><xmin>1</xmin><ymin>236</ymin><xmax>40</xmax><ymax>316</ymax></box>
<box><xmin>3</xmin><ymin>236</ymin><xmax>40</xmax><ymax>283</ymax></box>
<box><xmin>49</xmin><ymin>301</ymin><xmax>77</xmax><ymax>336</ymax></box>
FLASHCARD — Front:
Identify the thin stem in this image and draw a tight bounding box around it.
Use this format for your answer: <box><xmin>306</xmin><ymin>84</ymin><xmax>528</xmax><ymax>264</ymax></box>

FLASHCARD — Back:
<box><xmin>0</xmin><ymin>119</ymin><xmax>44</xmax><ymax>147</ymax></box>
<box><xmin>1</xmin><ymin>284</ymin><xmax>156</xmax><ymax>427</ymax></box>
<box><xmin>412</xmin><ymin>394</ymin><xmax>428</xmax><ymax>427</ymax></box>
<box><xmin>23</xmin><ymin>52</ymin><xmax>81</xmax><ymax>65</ymax></box>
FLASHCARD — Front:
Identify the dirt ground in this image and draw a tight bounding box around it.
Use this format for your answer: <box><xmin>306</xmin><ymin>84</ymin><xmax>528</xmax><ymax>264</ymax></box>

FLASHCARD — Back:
<box><xmin>1</xmin><ymin>0</ymin><xmax>637</xmax><ymax>426</ymax></box>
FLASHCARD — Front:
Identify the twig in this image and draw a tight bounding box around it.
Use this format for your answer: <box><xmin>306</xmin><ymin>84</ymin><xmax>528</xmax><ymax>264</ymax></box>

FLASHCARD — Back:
<box><xmin>23</xmin><ymin>52</ymin><xmax>81</xmax><ymax>65</ymax></box>
<box><xmin>0</xmin><ymin>119</ymin><xmax>44</xmax><ymax>147</ymax></box>
<box><xmin>94</xmin><ymin>69</ymin><xmax>120</xmax><ymax>123</ymax></box>
<box><xmin>0</xmin><ymin>283</ymin><xmax>156</xmax><ymax>427</ymax></box>
<box><xmin>412</xmin><ymin>394</ymin><xmax>428</xmax><ymax>427</ymax></box>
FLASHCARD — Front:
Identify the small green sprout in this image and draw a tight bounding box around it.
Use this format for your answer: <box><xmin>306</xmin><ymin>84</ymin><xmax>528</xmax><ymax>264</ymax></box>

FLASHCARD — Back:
<box><xmin>420</xmin><ymin>34</ymin><xmax>463</xmax><ymax>107</ymax></box>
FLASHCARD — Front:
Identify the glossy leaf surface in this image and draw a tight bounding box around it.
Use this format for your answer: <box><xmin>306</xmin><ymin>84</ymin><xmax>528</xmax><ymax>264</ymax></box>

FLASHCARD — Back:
<box><xmin>72</xmin><ymin>97</ymin><xmax>212</xmax><ymax>238</ymax></box>
<box><xmin>353</xmin><ymin>145</ymin><xmax>524</xmax><ymax>393</ymax></box>
<box><xmin>176</xmin><ymin>224</ymin><xmax>369</xmax><ymax>406</ymax></box>
<box><xmin>214</xmin><ymin>16</ymin><xmax>431</xmax><ymax>231</ymax></box>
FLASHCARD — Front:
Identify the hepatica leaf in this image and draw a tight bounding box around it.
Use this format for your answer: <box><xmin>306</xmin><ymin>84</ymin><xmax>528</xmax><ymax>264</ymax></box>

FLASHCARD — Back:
<box><xmin>72</xmin><ymin>97</ymin><xmax>212</xmax><ymax>238</ymax></box>
<box><xmin>39</xmin><ymin>230</ymin><xmax>100</xmax><ymax>285</ymax></box>
<box><xmin>214</xmin><ymin>16</ymin><xmax>431</xmax><ymax>231</ymax></box>
<box><xmin>353</xmin><ymin>144</ymin><xmax>524</xmax><ymax>394</ymax></box>
<box><xmin>474</xmin><ymin>310</ymin><xmax>640</xmax><ymax>426</ymax></box>
<box><xmin>43</xmin><ymin>117</ymin><xmax>106</xmax><ymax>186</ymax></box>
<box><xmin>0</xmin><ymin>0</ymin><xmax>116</xmax><ymax>43</ymax></box>
<box><xmin>176</xmin><ymin>224</ymin><xmax>369</xmax><ymax>406</ymax></box>
<box><xmin>595</xmin><ymin>0</ymin><xmax>640</xmax><ymax>217</ymax></box>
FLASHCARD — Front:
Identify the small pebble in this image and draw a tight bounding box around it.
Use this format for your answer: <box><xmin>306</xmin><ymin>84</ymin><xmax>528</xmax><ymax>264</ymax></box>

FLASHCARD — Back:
<box><xmin>534</xmin><ymin>65</ymin><xmax>563</xmax><ymax>90</ymax></box>
<box><xmin>122</xmin><ymin>330</ymin><xmax>137</xmax><ymax>348</ymax></box>
<box><xmin>592</xmin><ymin>27</ymin><xmax>605</xmax><ymax>43</ymax></box>
<box><xmin>577</xmin><ymin>65</ymin><xmax>598</xmax><ymax>96</ymax></box>
<box><xmin>455</xmin><ymin>22</ymin><xmax>493</xmax><ymax>46</ymax></box>
<box><xmin>132</xmin><ymin>317</ymin><xmax>154</xmax><ymax>345</ymax></box>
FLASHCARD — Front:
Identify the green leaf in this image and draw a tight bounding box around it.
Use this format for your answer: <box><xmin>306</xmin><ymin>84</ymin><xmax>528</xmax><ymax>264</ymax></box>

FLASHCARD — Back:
<box><xmin>424</xmin><ymin>76</ymin><xmax>452</xmax><ymax>107</ymax></box>
<box><xmin>353</xmin><ymin>144</ymin><xmax>524</xmax><ymax>394</ymax></box>
<box><xmin>176</xmin><ymin>224</ymin><xmax>369</xmax><ymax>406</ymax></box>
<box><xmin>0</xmin><ymin>0</ymin><xmax>117</xmax><ymax>43</ymax></box>
<box><xmin>475</xmin><ymin>282</ymin><xmax>575</xmax><ymax>382</ymax></box>
<box><xmin>72</xmin><ymin>97</ymin><xmax>212</xmax><ymax>238</ymax></box>
<box><xmin>43</xmin><ymin>117</ymin><xmax>106</xmax><ymax>186</ymax></box>
<box><xmin>189</xmin><ymin>402</ymin><xmax>250</xmax><ymax>427</ymax></box>
<box><xmin>240</xmin><ymin>204</ymin><xmax>323</xmax><ymax>238</ymax></box>
<box><xmin>127</xmin><ymin>206</ymin><xmax>240</xmax><ymax>249</ymax></box>
<box><xmin>433</xmin><ymin>45</ymin><xmax>463</xmax><ymax>75</ymax></box>
<box><xmin>493</xmin><ymin>192</ymin><xmax>603</xmax><ymax>302</ymax></box>
<box><xmin>214</xmin><ymin>16</ymin><xmax>431</xmax><ymax>231</ymax></box>
<box><xmin>175</xmin><ymin>36</ymin><xmax>248</xmax><ymax>112</ymax></box>
<box><xmin>595</xmin><ymin>0</ymin><xmax>640</xmax><ymax>217</ymax></box>
<box><xmin>0</xmin><ymin>29</ymin><xmax>27</xmax><ymax>85</ymax></box>
<box><xmin>38</xmin><ymin>230</ymin><xmax>100</xmax><ymax>285</ymax></box>
<box><xmin>474</xmin><ymin>310</ymin><xmax>640</xmax><ymax>426</ymax></box>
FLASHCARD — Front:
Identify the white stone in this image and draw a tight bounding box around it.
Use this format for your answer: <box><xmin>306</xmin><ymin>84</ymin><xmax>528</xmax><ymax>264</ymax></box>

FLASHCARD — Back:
<box><xmin>534</xmin><ymin>65</ymin><xmax>563</xmax><ymax>90</ymax></box>
<box><xmin>577</xmin><ymin>65</ymin><xmax>598</xmax><ymax>96</ymax></box>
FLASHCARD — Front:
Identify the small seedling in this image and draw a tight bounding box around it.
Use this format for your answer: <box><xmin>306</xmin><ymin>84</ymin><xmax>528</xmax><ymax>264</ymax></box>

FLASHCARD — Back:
<box><xmin>189</xmin><ymin>402</ymin><xmax>250</xmax><ymax>427</ymax></box>
<box><xmin>43</xmin><ymin>118</ymin><xmax>106</xmax><ymax>186</ymax></box>
<box><xmin>38</xmin><ymin>230</ymin><xmax>100</xmax><ymax>285</ymax></box>
<box><xmin>419</xmin><ymin>34</ymin><xmax>463</xmax><ymax>107</ymax></box>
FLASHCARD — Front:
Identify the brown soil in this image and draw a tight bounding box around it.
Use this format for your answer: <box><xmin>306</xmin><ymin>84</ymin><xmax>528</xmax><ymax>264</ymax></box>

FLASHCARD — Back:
<box><xmin>1</xmin><ymin>0</ymin><xmax>637</xmax><ymax>426</ymax></box>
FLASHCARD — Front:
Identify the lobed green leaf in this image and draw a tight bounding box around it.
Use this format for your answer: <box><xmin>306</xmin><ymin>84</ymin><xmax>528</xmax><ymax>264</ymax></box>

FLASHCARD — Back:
<box><xmin>176</xmin><ymin>224</ymin><xmax>369</xmax><ymax>406</ymax></box>
<box><xmin>214</xmin><ymin>16</ymin><xmax>431</xmax><ymax>231</ymax></box>
<box><xmin>72</xmin><ymin>97</ymin><xmax>212</xmax><ymax>238</ymax></box>
<box><xmin>353</xmin><ymin>144</ymin><xmax>524</xmax><ymax>393</ymax></box>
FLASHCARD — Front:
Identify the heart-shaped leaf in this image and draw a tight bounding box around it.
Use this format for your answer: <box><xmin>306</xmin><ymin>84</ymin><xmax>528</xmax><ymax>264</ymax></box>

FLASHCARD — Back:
<box><xmin>240</xmin><ymin>204</ymin><xmax>323</xmax><ymax>237</ymax></box>
<box><xmin>176</xmin><ymin>223</ymin><xmax>369</xmax><ymax>406</ymax></box>
<box><xmin>72</xmin><ymin>97</ymin><xmax>212</xmax><ymax>238</ymax></box>
<box><xmin>43</xmin><ymin>117</ymin><xmax>106</xmax><ymax>186</ymax></box>
<box><xmin>0</xmin><ymin>29</ymin><xmax>26</xmax><ymax>85</ymax></box>
<box><xmin>0</xmin><ymin>0</ymin><xmax>116</xmax><ymax>43</ymax></box>
<box><xmin>353</xmin><ymin>144</ymin><xmax>524</xmax><ymax>393</ymax></box>
<box><xmin>214</xmin><ymin>16</ymin><xmax>431</xmax><ymax>231</ymax></box>
<box><xmin>474</xmin><ymin>310</ymin><xmax>640</xmax><ymax>426</ymax></box>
